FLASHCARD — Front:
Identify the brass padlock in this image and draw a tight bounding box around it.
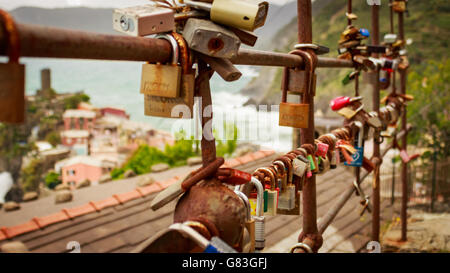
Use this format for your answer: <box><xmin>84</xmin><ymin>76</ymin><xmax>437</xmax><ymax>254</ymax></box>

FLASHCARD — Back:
<box><xmin>285</xmin><ymin>68</ymin><xmax>317</xmax><ymax>95</ymax></box>
<box><xmin>140</xmin><ymin>33</ymin><xmax>181</xmax><ymax>98</ymax></box>
<box><xmin>279</xmin><ymin>50</ymin><xmax>316</xmax><ymax>128</ymax></box>
<box><xmin>184</xmin><ymin>0</ymin><xmax>269</xmax><ymax>31</ymax></box>
<box><xmin>144</xmin><ymin>33</ymin><xmax>194</xmax><ymax>118</ymax></box>
<box><xmin>392</xmin><ymin>0</ymin><xmax>406</xmax><ymax>13</ymax></box>
<box><xmin>0</xmin><ymin>10</ymin><xmax>25</xmax><ymax>124</ymax></box>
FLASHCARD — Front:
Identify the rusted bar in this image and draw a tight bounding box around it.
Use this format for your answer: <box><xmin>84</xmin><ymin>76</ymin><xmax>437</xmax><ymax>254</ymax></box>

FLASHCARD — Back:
<box><xmin>398</xmin><ymin>10</ymin><xmax>408</xmax><ymax>242</ymax></box>
<box><xmin>347</xmin><ymin>0</ymin><xmax>352</xmax><ymax>26</ymax></box>
<box><xmin>295</xmin><ymin>0</ymin><xmax>322</xmax><ymax>253</ymax></box>
<box><xmin>0</xmin><ymin>23</ymin><xmax>173</xmax><ymax>62</ymax></box>
<box><xmin>198</xmin><ymin>53</ymin><xmax>242</xmax><ymax>82</ymax></box>
<box><xmin>0</xmin><ymin>22</ymin><xmax>353</xmax><ymax>68</ymax></box>
<box><xmin>196</xmin><ymin>60</ymin><xmax>217</xmax><ymax>166</ymax></box>
<box><xmin>370</xmin><ymin>3</ymin><xmax>381</xmax><ymax>243</ymax></box>
<box><xmin>318</xmin><ymin>127</ymin><xmax>411</xmax><ymax>234</ymax></box>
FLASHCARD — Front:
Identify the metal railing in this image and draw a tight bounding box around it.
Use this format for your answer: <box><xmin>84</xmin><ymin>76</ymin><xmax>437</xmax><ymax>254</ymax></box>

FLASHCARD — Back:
<box><xmin>0</xmin><ymin>0</ymin><xmax>409</xmax><ymax>252</ymax></box>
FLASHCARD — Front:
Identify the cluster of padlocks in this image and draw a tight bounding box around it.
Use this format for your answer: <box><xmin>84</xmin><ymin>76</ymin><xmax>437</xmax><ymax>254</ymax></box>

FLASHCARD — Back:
<box><xmin>112</xmin><ymin>0</ymin><xmax>268</xmax><ymax>118</ymax></box>
<box><xmin>122</xmin><ymin>0</ymin><xmax>416</xmax><ymax>253</ymax></box>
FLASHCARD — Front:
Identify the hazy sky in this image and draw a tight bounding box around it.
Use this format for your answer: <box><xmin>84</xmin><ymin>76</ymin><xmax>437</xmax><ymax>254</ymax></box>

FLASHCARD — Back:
<box><xmin>1</xmin><ymin>0</ymin><xmax>294</xmax><ymax>11</ymax></box>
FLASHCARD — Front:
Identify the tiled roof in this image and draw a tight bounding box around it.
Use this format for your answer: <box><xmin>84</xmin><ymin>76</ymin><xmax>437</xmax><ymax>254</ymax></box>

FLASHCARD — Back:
<box><xmin>0</xmin><ymin>150</ymin><xmax>275</xmax><ymax>243</ymax></box>
<box><xmin>63</xmin><ymin>109</ymin><xmax>96</xmax><ymax>119</ymax></box>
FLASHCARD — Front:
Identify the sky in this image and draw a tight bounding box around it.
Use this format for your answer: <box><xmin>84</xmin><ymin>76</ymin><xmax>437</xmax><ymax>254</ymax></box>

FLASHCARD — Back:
<box><xmin>1</xmin><ymin>0</ymin><xmax>294</xmax><ymax>11</ymax></box>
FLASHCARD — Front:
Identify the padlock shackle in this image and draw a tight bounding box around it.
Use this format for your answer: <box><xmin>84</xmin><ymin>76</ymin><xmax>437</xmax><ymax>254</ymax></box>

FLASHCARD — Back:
<box><xmin>0</xmin><ymin>10</ymin><xmax>20</xmax><ymax>63</ymax></box>
<box><xmin>250</xmin><ymin>176</ymin><xmax>264</xmax><ymax>217</ymax></box>
<box><xmin>172</xmin><ymin>31</ymin><xmax>192</xmax><ymax>74</ymax></box>
<box><xmin>254</xmin><ymin>167</ymin><xmax>275</xmax><ymax>190</ymax></box>
<box><xmin>155</xmin><ymin>33</ymin><xmax>179</xmax><ymax>65</ymax></box>
<box><xmin>234</xmin><ymin>190</ymin><xmax>251</xmax><ymax>221</ymax></box>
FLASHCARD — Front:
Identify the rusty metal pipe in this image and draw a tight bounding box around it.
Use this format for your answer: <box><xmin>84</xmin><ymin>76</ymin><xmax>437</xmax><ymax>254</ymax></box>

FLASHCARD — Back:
<box><xmin>295</xmin><ymin>0</ymin><xmax>322</xmax><ymax>253</ymax></box>
<box><xmin>198</xmin><ymin>53</ymin><xmax>242</xmax><ymax>82</ymax></box>
<box><xmin>0</xmin><ymin>23</ymin><xmax>353</xmax><ymax>68</ymax></box>
<box><xmin>398</xmin><ymin>10</ymin><xmax>408</xmax><ymax>242</ymax></box>
<box><xmin>371</xmin><ymin>3</ymin><xmax>381</xmax><ymax>243</ymax></box>
<box><xmin>0</xmin><ymin>23</ymin><xmax>173</xmax><ymax>62</ymax></box>
<box><xmin>318</xmin><ymin>127</ymin><xmax>411</xmax><ymax>234</ymax></box>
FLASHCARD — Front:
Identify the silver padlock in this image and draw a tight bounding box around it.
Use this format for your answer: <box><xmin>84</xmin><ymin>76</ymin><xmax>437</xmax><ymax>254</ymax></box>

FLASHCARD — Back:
<box><xmin>234</xmin><ymin>190</ymin><xmax>255</xmax><ymax>253</ymax></box>
<box><xmin>239</xmin><ymin>176</ymin><xmax>265</xmax><ymax>251</ymax></box>
<box><xmin>113</xmin><ymin>5</ymin><xmax>175</xmax><ymax>36</ymax></box>
<box><xmin>182</xmin><ymin>18</ymin><xmax>241</xmax><ymax>59</ymax></box>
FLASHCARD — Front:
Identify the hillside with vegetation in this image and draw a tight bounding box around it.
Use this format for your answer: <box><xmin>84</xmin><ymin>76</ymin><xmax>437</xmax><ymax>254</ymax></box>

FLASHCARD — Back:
<box><xmin>242</xmin><ymin>0</ymin><xmax>450</xmax><ymax>115</ymax></box>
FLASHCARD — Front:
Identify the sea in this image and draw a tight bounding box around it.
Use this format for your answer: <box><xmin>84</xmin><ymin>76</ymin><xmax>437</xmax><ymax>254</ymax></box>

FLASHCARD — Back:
<box><xmin>22</xmin><ymin>58</ymin><xmax>294</xmax><ymax>151</ymax></box>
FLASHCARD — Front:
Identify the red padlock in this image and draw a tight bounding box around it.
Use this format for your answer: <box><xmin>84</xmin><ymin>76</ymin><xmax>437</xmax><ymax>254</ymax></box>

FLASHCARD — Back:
<box><xmin>315</xmin><ymin>142</ymin><xmax>329</xmax><ymax>157</ymax></box>
<box><xmin>216</xmin><ymin>168</ymin><xmax>252</xmax><ymax>185</ymax></box>
<box><xmin>329</xmin><ymin>96</ymin><xmax>363</xmax><ymax>111</ymax></box>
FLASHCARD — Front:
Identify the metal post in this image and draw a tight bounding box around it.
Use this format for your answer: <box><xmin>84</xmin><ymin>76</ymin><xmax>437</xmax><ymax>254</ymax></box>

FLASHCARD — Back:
<box><xmin>295</xmin><ymin>0</ymin><xmax>322</xmax><ymax>253</ymax></box>
<box><xmin>371</xmin><ymin>3</ymin><xmax>381</xmax><ymax>243</ymax></box>
<box><xmin>197</xmin><ymin>59</ymin><xmax>217</xmax><ymax>166</ymax></box>
<box><xmin>398</xmin><ymin>9</ymin><xmax>408</xmax><ymax>242</ymax></box>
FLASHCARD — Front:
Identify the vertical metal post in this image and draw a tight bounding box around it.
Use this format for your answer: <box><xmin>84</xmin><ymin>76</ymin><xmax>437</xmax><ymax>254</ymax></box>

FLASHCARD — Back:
<box><xmin>197</xmin><ymin>59</ymin><xmax>217</xmax><ymax>166</ymax></box>
<box><xmin>347</xmin><ymin>0</ymin><xmax>352</xmax><ymax>26</ymax></box>
<box><xmin>371</xmin><ymin>4</ymin><xmax>381</xmax><ymax>243</ymax></box>
<box><xmin>398</xmin><ymin>9</ymin><xmax>408</xmax><ymax>242</ymax></box>
<box><xmin>295</xmin><ymin>0</ymin><xmax>322</xmax><ymax>252</ymax></box>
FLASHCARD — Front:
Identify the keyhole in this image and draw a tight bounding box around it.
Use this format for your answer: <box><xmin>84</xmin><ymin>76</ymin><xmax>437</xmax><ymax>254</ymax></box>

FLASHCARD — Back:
<box><xmin>208</xmin><ymin>38</ymin><xmax>224</xmax><ymax>53</ymax></box>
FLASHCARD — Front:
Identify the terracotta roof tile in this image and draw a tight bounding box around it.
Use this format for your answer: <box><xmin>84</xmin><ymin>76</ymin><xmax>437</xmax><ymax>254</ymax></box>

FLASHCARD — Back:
<box><xmin>32</xmin><ymin>212</ymin><xmax>70</xmax><ymax>229</ymax></box>
<box><xmin>157</xmin><ymin>177</ymin><xmax>178</xmax><ymax>189</ymax></box>
<box><xmin>225</xmin><ymin>158</ymin><xmax>241</xmax><ymax>168</ymax></box>
<box><xmin>62</xmin><ymin>203</ymin><xmax>96</xmax><ymax>219</ymax></box>
<box><xmin>252</xmin><ymin>151</ymin><xmax>267</xmax><ymax>160</ymax></box>
<box><xmin>236</xmin><ymin>153</ymin><xmax>255</xmax><ymax>165</ymax></box>
<box><xmin>136</xmin><ymin>183</ymin><xmax>162</xmax><ymax>196</ymax></box>
<box><xmin>90</xmin><ymin>197</ymin><xmax>120</xmax><ymax>211</ymax></box>
<box><xmin>0</xmin><ymin>229</ymin><xmax>6</xmax><ymax>241</ymax></box>
<box><xmin>261</xmin><ymin>150</ymin><xmax>276</xmax><ymax>156</ymax></box>
<box><xmin>2</xmin><ymin>221</ymin><xmax>40</xmax><ymax>239</ymax></box>
<box><xmin>113</xmin><ymin>190</ymin><xmax>142</xmax><ymax>204</ymax></box>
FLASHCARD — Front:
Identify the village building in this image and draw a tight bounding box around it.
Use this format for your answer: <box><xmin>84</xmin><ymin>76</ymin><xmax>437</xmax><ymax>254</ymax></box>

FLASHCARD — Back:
<box><xmin>63</xmin><ymin>109</ymin><xmax>96</xmax><ymax>131</ymax></box>
<box><xmin>60</xmin><ymin>130</ymin><xmax>90</xmax><ymax>155</ymax></box>
<box><xmin>100</xmin><ymin>107</ymin><xmax>129</xmax><ymax>120</ymax></box>
<box><xmin>56</xmin><ymin>155</ymin><xmax>117</xmax><ymax>187</ymax></box>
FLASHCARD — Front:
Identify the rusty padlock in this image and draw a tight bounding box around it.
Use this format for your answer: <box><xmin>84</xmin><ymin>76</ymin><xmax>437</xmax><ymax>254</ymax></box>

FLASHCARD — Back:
<box><xmin>216</xmin><ymin>168</ymin><xmax>252</xmax><ymax>185</ymax></box>
<box><xmin>144</xmin><ymin>33</ymin><xmax>195</xmax><ymax>118</ymax></box>
<box><xmin>279</xmin><ymin>50</ymin><xmax>316</xmax><ymax>129</ymax></box>
<box><xmin>0</xmin><ymin>10</ymin><xmax>25</xmax><ymax>123</ymax></box>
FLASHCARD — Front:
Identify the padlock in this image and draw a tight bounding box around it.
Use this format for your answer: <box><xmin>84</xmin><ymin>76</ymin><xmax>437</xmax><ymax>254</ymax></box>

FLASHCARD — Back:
<box><xmin>315</xmin><ymin>141</ymin><xmax>329</xmax><ymax>158</ymax></box>
<box><xmin>0</xmin><ymin>10</ymin><xmax>25</xmax><ymax>123</ymax></box>
<box><xmin>184</xmin><ymin>0</ymin><xmax>269</xmax><ymax>31</ymax></box>
<box><xmin>234</xmin><ymin>190</ymin><xmax>255</xmax><ymax>253</ymax></box>
<box><xmin>330</xmin><ymin>96</ymin><xmax>363</xmax><ymax>111</ymax></box>
<box><xmin>254</xmin><ymin>167</ymin><xmax>277</xmax><ymax>216</ymax></box>
<box><xmin>273</xmin><ymin>161</ymin><xmax>296</xmax><ymax>214</ymax></box>
<box><xmin>144</xmin><ymin>33</ymin><xmax>195</xmax><ymax>118</ymax></box>
<box><xmin>344</xmin><ymin>121</ymin><xmax>364</xmax><ymax>167</ymax></box>
<box><xmin>392</xmin><ymin>0</ymin><xmax>406</xmax><ymax>13</ymax></box>
<box><xmin>133</xmin><ymin>221</ymin><xmax>237</xmax><ymax>253</ymax></box>
<box><xmin>112</xmin><ymin>5</ymin><xmax>174</xmax><ymax>37</ymax></box>
<box><xmin>182</xmin><ymin>18</ymin><xmax>241</xmax><ymax>59</ymax></box>
<box><xmin>284</xmin><ymin>68</ymin><xmax>317</xmax><ymax>95</ymax></box>
<box><xmin>337</xmin><ymin>104</ymin><xmax>364</xmax><ymax>119</ymax></box>
<box><xmin>384</xmin><ymin>33</ymin><xmax>398</xmax><ymax>44</ymax></box>
<box><xmin>279</xmin><ymin>50</ymin><xmax>315</xmax><ymax>129</ymax></box>
<box><xmin>239</xmin><ymin>176</ymin><xmax>265</xmax><ymax>251</ymax></box>
<box><xmin>140</xmin><ymin>33</ymin><xmax>181</xmax><ymax>98</ymax></box>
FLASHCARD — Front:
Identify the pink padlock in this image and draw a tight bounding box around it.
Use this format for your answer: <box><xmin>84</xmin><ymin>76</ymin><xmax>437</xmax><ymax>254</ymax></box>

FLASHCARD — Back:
<box><xmin>330</xmin><ymin>96</ymin><xmax>363</xmax><ymax>111</ymax></box>
<box><xmin>315</xmin><ymin>142</ymin><xmax>329</xmax><ymax>157</ymax></box>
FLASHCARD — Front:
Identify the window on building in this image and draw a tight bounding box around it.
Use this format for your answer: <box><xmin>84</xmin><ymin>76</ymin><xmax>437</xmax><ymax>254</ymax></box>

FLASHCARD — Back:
<box><xmin>79</xmin><ymin>117</ymin><xmax>85</xmax><ymax>129</ymax></box>
<box><xmin>70</xmin><ymin>117</ymin><xmax>76</xmax><ymax>129</ymax></box>
<box><xmin>67</xmin><ymin>169</ymin><xmax>76</xmax><ymax>176</ymax></box>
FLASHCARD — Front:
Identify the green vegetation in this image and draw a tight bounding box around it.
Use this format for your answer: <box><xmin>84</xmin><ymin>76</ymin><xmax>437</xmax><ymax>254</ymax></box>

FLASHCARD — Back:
<box><xmin>63</xmin><ymin>93</ymin><xmax>90</xmax><ymax>110</ymax></box>
<box><xmin>407</xmin><ymin>59</ymin><xmax>450</xmax><ymax>160</ymax></box>
<box><xmin>44</xmin><ymin>171</ymin><xmax>61</xmax><ymax>189</ymax></box>
<box><xmin>21</xmin><ymin>158</ymin><xmax>44</xmax><ymax>192</ymax></box>
<box><xmin>111</xmin><ymin>124</ymin><xmax>239</xmax><ymax>180</ymax></box>
<box><xmin>263</xmin><ymin>0</ymin><xmax>450</xmax><ymax>110</ymax></box>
